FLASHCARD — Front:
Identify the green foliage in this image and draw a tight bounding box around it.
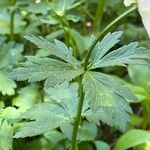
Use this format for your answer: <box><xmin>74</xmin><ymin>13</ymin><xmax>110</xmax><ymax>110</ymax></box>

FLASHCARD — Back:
<box><xmin>14</xmin><ymin>102</ymin><xmax>70</xmax><ymax>138</ymax></box>
<box><xmin>0</xmin><ymin>119</ymin><xmax>13</xmax><ymax>150</ymax></box>
<box><xmin>10</xmin><ymin>31</ymin><xmax>150</xmax><ymax>139</ymax></box>
<box><xmin>1</xmin><ymin>0</ymin><xmax>150</xmax><ymax>149</ymax></box>
<box><xmin>114</xmin><ymin>129</ymin><xmax>150</xmax><ymax>150</ymax></box>
<box><xmin>90</xmin><ymin>32</ymin><xmax>150</xmax><ymax>69</ymax></box>
<box><xmin>10</xmin><ymin>56</ymin><xmax>83</xmax><ymax>88</ymax></box>
<box><xmin>49</xmin><ymin>0</ymin><xmax>85</xmax><ymax>13</ymax></box>
<box><xmin>94</xmin><ymin>141</ymin><xmax>110</xmax><ymax>150</ymax></box>
<box><xmin>83</xmin><ymin>71</ymin><xmax>135</xmax><ymax>131</ymax></box>
<box><xmin>14</xmin><ymin>82</ymin><xmax>78</xmax><ymax>138</ymax></box>
<box><xmin>0</xmin><ymin>72</ymin><xmax>16</xmax><ymax>95</ymax></box>
<box><xmin>128</xmin><ymin>65</ymin><xmax>150</xmax><ymax>128</ymax></box>
<box><xmin>0</xmin><ymin>41</ymin><xmax>23</xmax><ymax>95</ymax></box>
<box><xmin>12</xmin><ymin>84</ymin><xmax>41</xmax><ymax>111</ymax></box>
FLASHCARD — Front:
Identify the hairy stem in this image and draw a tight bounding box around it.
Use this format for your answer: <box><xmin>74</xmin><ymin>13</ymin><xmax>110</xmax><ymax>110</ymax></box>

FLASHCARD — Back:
<box><xmin>10</xmin><ymin>0</ymin><xmax>16</xmax><ymax>41</ymax></box>
<box><xmin>93</xmin><ymin>0</ymin><xmax>105</xmax><ymax>31</ymax></box>
<box><xmin>70</xmin><ymin>75</ymin><xmax>84</xmax><ymax>150</ymax></box>
<box><xmin>84</xmin><ymin>5</ymin><xmax>137</xmax><ymax>70</ymax></box>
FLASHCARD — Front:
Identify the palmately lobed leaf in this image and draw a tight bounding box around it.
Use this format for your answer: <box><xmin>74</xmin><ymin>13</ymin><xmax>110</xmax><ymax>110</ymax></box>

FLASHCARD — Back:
<box><xmin>9</xmin><ymin>56</ymin><xmax>84</xmax><ymax>88</ymax></box>
<box><xmin>82</xmin><ymin>71</ymin><xmax>134</xmax><ymax>131</ymax></box>
<box><xmin>10</xmin><ymin>31</ymin><xmax>150</xmax><ymax>138</ymax></box>
<box><xmin>82</xmin><ymin>31</ymin><xmax>150</xmax><ymax>131</ymax></box>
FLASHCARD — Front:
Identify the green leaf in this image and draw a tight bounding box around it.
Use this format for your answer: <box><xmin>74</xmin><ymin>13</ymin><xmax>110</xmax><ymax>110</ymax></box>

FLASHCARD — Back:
<box><xmin>94</xmin><ymin>141</ymin><xmax>110</xmax><ymax>150</ymax></box>
<box><xmin>0</xmin><ymin>41</ymin><xmax>23</xmax><ymax>95</ymax></box>
<box><xmin>9</xmin><ymin>56</ymin><xmax>83</xmax><ymax>88</ymax></box>
<box><xmin>114</xmin><ymin>129</ymin><xmax>150</xmax><ymax>150</ymax></box>
<box><xmin>0</xmin><ymin>0</ymin><xmax>9</xmax><ymax>7</ymax></box>
<box><xmin>24</xmin><ymin>1</ymin><xmax>50</xmax><ymax>15</ymax></box>
<box><xmin>0</xmin><ymin>10</ymin><xmax>26</xmax><ymax>34</ymax></box>
<box><xmin>0</xmin><ymin>41</ymin><xmax>23</xmax><ymax>69</ymax></box>
<box><xmin>0</xmin><ymin>119</ymin><xmax>13</xmax><ymax>150</ymax></box>
<box><xmin>45</xmin><ymin>82</ymin><xmax>79</xmax><ymax>119</ymax></box>
<box><xmin>78</xmin><ymin>121</ymin><xmax>97</xmax><ymax>142</ymax></box>
<box><xmin>0</xmin><ymin>107</ymin><xmax>21</xmax><ymax>124</ymax></box>
<box><xmin>0</xmin><ymin>36</ymin><xmax>6</xmax><ymax>44</ymax></box>
<box><xmin>44</xmin><ymin>130</ymin><xmax>65</xmax><ymax>144</ymax></box>
<box><xmin>128</xmin><ymin>65</ymin><xmax>150</xmax><ymax>90</ymax></box>
<box><xmin>46</xmin><ymin>29</ymin><xmax>64</xmax><ymax>40</ymax></box>
<box><xmin>24</xmin><ymin>35</ymin><xmax>79</xmax><ymax>65</ymax></box>
<box><xmin>70</xmin><ymin>29</ymin><xmax>87</xmax><ymax>54</ymax></box>
<box><xmin>14</xmin><ymin>102</ymin><xmax>69</xmax><ymax>138</ymax></box>
<box><xmin>90</xmin><ymin>32</ymin><xmax>150</xmax><ymax>69</ymax></box>
<box><xmin>83</xmin><ymin>71</ymin><xmax>135</xmax><ymax>131</ymax></box>
<box><xmin>14</xmin><ymin>82</ymin><xmax>80</xmax><ymax>138</ymax></box>
<box><xmin>91</xmin><ymin>31</ymin><xmax>123</xmax><ymax>65</ymax></box>
<box><xmin>49</xmin><ymin>0</ymin><xmax>85</xmax><ymax>14</ymax></box>
<box><xmin>60</xmin><ymin>122</ymin><xmax>73</xmax><ymax>140</ymax></box>
<box><xmin>0</xmin><ymin>72</ymin><xmax>16</xmax><ymax>95</ymax></box>
<box><xmin>12</xmin><ymin>84</ymin><xmax>41</xmax><ymax>112</ymax></box>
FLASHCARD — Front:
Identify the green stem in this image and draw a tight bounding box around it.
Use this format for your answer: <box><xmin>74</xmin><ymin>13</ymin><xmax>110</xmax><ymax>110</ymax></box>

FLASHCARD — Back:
<box><xmin>93</xmin><ymin>0</ymin><xmax>105</xmax><ymax>31</ymax></box>
<box><xmin>10</xmin><ymin>0</ymin><xmax>16</xmax><ymax>41</ymax></box>
<box><xmin>10</xmin><ymin>11</ymin><xmax>15</xmax><ymax>41</ymax></box>
<box><xmin>70</xmin><ymin>75</ymin><xmax>84</xmax><ymax>150</ymax></box>
<box><xmin>46</xmin><ymin>0</ymin><xmax>80</xmax><ymax>59</ymax></box>
<box><xmin>84</xmin><ymin>5</ymin><xmax>137</xmax><ymax>70</ymax></box>
<box><xmin>63</xmin><ymin>18</ymin><xmax>80</xmax><ymax>59</ymax></box>
<box><xmin>82</xmin><ymin>7</ymin><xmax>95</xmax><ymax>21</ymax></box>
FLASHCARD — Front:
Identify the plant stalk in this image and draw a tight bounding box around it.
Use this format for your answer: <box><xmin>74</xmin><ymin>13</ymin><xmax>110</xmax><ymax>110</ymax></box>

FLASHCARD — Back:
<box><xmin>46</xmin><ymin>0</ymin><xmax>81</xmax><ymax>59</ymax></box>
<box><xmin>10</xmin><ymin>11</ymin><xmax>15</xmax><ymax>41</ymax></box>
<box><xmin>70</xmin><ymin>75</ymin><xmax>84</xmax><ymax>150</ymax></box>
<box><xmin>93</xmin><ymin>0</ymin><xmax>105</xmax><ymax>31</ymax></box>
<box><xmin>10</xmin><ymin>0</ymin><xmax>16</xmax><ymax>41</ymax></box>
<box><xmin>84</xmin><ymin>5</ymin><xmax>137</xmax><ymax>70</ymax></box>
